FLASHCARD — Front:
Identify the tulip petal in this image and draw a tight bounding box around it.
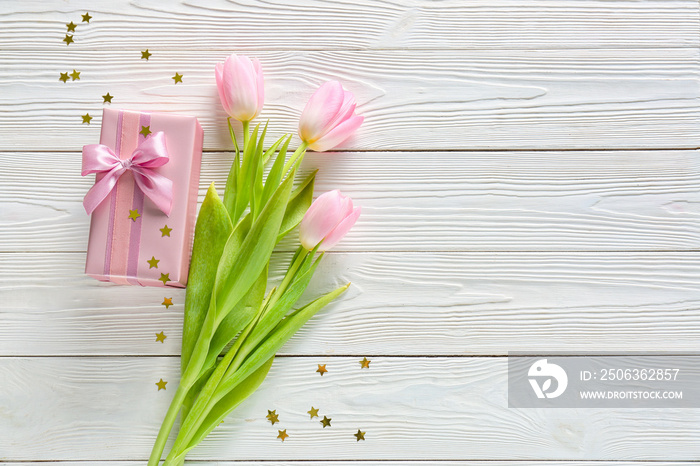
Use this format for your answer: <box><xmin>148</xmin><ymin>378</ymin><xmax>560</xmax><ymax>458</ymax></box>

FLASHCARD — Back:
<box><xmin>298</xmin><ymin>81</ymin><xmax>344</xmax><ymax>143</ymax></box>
<box><xmin>224</xmin><ymin>55</ymin><xmax>258</xmax><ymax>121</ymax></box>
<box><xmin>299</xmin><ymin>190</ymin><xmax>345</xmax><ymax>250</ymax></box>
<box><xmin>215</xmin><ymin>62</ymin><xmax>232</xmax><ymax>115</ymax></box>
<box><xmin>320</xmin><ymin>205</ymin><xmax>361</xmax><ymax>251</ymax></box>
<box><xmin>253</xmin><ymin>58</ymin><xmax>265</xmax><ymax>114</ymax></box>
<box><xmin>309</xmin><ymin>115</ymin><xmax>364</xmax><ymax>152</ymax></box>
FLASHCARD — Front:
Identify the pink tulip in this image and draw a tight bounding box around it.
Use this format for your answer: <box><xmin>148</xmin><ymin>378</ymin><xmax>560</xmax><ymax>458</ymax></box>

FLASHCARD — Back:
<box><xmin>298</xmin><ymin>81</ymin><xmax>363</xmax><ymax>152</ymax></box>
<box><xmin>299</xmin><ymin>190</ymin><xmax>361</xmax><ymax>251</ymax></box>
<box><xmin>215</xmin><ymin>54</ymin><xmax>264</xmax><ymax>122</ymax></box>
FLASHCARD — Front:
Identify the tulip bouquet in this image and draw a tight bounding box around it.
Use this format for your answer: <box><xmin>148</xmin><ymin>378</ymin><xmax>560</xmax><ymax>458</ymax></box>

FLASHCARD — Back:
<box><xmin>147</xmin><ymin>54</ymin><xmax>363</xmax><ymax>465</ymax></box>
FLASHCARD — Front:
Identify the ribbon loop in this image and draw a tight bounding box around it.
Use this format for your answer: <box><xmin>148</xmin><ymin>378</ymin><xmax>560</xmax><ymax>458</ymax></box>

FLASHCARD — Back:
<box><xmin>81</xmin><ymin>132</ymin><xmax>173</xmax><ymax>216</ymax></box>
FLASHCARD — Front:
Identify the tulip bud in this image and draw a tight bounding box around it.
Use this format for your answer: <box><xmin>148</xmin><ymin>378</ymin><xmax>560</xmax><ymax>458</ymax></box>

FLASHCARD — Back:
<box><xmin>215</xmin><ymin>54</ymin><xmax>264</xmax><ymax>122</ymax></box>
<box><xmin>298</xmin><ymin>81</ymin><xmax>363</xmax><ymax>152</ymax></box>
<box><xmin>299</xmin><ymin>190</ymin><xmax>361</xmax><ymax>251</ymax></box>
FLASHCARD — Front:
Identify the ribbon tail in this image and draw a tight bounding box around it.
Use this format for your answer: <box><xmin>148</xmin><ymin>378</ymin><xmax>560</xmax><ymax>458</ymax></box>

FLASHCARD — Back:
<box><xmin>132</xmin><ymin>169</ymin><xmax>173</xmax><ymax>216</ymax></box>
<box><xmin>83</xmin><ymin>167</ymin><xmax>124</xmax><ymax>214</ymax></box>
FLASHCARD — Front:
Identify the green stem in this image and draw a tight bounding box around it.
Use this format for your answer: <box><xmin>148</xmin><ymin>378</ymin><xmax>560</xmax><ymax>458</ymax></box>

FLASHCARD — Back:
<box><xmin>283</xmin><ymin>142</ymin><xmax>308</xmax><ymax>174</ymax></box>
<box><xmin>243</xmin><ymin>120</ymin><xmax>250</xmax><ymax>148</ymax></box>
<box><xmin>166</xmin><ymin>295</ymin><xmax>271</xmax><ymax>461</ymax></box>
<box><xmin>148</xmin><ymin>302</ymin><xmax>218</xmax><ymax>465</ymax></box>
<box><xmin>225</xmin><ymin>246</ymin><xmax>307</xmax><ymax>379</ymax></box>
<box><xmin>147</xmin><ymin>382</ymin><xmax>188</xmax><ymax>466</ymax></box>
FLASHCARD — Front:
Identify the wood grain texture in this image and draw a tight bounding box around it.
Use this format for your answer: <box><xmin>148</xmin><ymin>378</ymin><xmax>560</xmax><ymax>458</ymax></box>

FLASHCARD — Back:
<box><xmin>1</xmin><ymin>49</ymin><xmax>698</xmax><ymax>151</ymax></box>
<box><xmin>2</xmin><ymin>464</ymin><xmax>696</xmax><ymax>466</ymax></box>
<box><xmin>1</xmin><ymin>150</ymin><xmax>698</xmax><ymax>253</ymax></box>
<box><xmin>1</xmin><ymin>357</ymin><xmax>699</xmax><ymax>461</ymax></box>
<box><xmin>2</xmin><ymin>0</ymin><xmax>698</xmax><ymax>50</ymax></box>
<box><xmin>2</xmin><ymin>252</ymin><xmax>698</xmax><ymax>356</ymax></box>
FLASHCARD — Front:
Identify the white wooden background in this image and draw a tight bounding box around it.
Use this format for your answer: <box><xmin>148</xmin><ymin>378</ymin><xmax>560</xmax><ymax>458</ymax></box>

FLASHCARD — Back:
<box><xmin>1</xmin><ymin>0</ymin><xmax>699</xmax><ymax>464</ymax></box>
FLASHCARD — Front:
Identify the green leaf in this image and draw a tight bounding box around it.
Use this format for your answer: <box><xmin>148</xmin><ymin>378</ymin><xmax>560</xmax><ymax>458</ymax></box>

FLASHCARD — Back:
<box><xmin>205</xmin><ymin>266</ymin><xmax>267</xmax><ymax>372</ymax></box>
<box><xmin>277</xmin><ymin>170</ymin><xmax>316</xmax><ymax>243</ymax></box>
<box><xmin>249</xmin><ymin>121</ymin><xmax>267</xmax><ymax>220</ymax></box>
<box><xmin>213</xmin><ymin>283</ymin><xmax>349</xmax><ymax>405</ymax></box>
<box><xmin>237</xmin><ymin>252</ymin><xmax>324</xmax><ymax>360</ymax></box>
<box><xmin>223</xmin><ymin>119</ymin><xmax>240</xmax><ymax>219</ymax></box>
<box><xmin>213</xmin><ymin>169</ymin><xmax>297</xmax><ymax>321</ymax></box>
<box><xmin>167</xmin><ymin>357</ymin><xmax>275</xmax><ymax>463</ymax></box>
<box><xmin>181</xmin><ymin>183</ymin><xmax>233</xmax><ymax>375</ymax></box>
<box><xmin>233</xmin><ymin>123</ymin><xmax>259</xmax><ymax>222</ymax></box>
<box><xmin>262</xmin><ymin>135</ymin><xmax>291</xmax><ymax>208</ymax></box>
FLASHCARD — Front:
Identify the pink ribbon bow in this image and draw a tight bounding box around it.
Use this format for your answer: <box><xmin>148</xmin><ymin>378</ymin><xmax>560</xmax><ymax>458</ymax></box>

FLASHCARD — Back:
<box><xmin>81</xmin><ymin>132</ymin><xmax>173</xmax><ymax>215</ymax></box>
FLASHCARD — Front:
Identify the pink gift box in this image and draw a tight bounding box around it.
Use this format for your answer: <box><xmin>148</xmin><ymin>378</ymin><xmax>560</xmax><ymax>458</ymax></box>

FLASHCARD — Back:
<box><xmin>85</xmin><ymin>109</ymin><xmax>203</xmax><ymax>287</ymax></box>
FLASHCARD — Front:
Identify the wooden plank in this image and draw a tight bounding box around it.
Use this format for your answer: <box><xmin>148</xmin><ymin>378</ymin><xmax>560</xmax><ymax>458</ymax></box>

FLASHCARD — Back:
<box><xmin>1</xmin><ymin>252</ymin><xmax>698</xmax><ymax>356</ymax></box>
<box><xmin>1</xmin><ymin>150</ymin><xmax>698</xmax><ymax>253</ymax></box>
<box><xmin>1</xmin><ymin>49</ymin><xmax>698</xmax><ymax>151</ymax></box>
<box><xmin>1</xmin><ymin>0</ymin><xmax>698</xmax><ymax>50</ymax></box>
<box><xmin>0</xmin><ymin>463</ymin><xmax>696</xmax><ymax>466</ymax></box>
<box><xmin>1</xmin><ymin>357</ymin><xmax>698</xmax><ymax>460</ymax></box>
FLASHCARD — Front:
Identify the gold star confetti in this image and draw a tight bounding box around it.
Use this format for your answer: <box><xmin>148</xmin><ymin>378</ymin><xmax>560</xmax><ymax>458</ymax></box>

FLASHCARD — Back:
<box><xmin>155</xmin><ymin>331</ymin><xmax>167</xmax><ymax>343</ymax></box>
<box><xmin>147</xmin><ymin>256</ymin><xmax>160</xmax><ymax>269</ymax></box>
<box><xmin>320</xmin><ymin>416</ymin><xmax>332</xmax><ymax>428</ymax></box>
<box><xmin>266</xmin><ymin>410</ymin><xmax>279</xmax><ymax>425</ymax></box>
<box><xmin>160</xmin><ymin>225</ymin><xmax>172</xmax><ymax>237</ymax></box>
<box><xmin>128</xmin><ymin>209</ymin><xmax>141</xmax><ymax>221</ymax></box>
<box><xmin>102</xmin><ymin>92</ymin><xmax>113</xmax><ymax>104</ymax></box>
<box><xmin>140</xmin><ymin>125</ymin><xmax>152</xmax><ymax>137</ymax></box>
<box><xmin>141</xmin><ymin>49</ymin><xmax>152</xmax><ymax>60</ymax></box>
<box><xmin>316</xmin><ymin>364</ymin><xmax>328</xmax><ymax>376</ymax></box>
<box><xmin>159</xmin><ymin>273</ymin><xmax>170</xmax><ymax>285</ymax></box>
<box><xmin>307</xmin><ymin>407</ymin><xmax>319</xmax><ymax>419</ymax></box>
<box><xmin>82</xmin><ymin>12</ymin><xmax>92</xmax><ymax>23</ymax></box>
<box><xmin>360</xmin><ymin>357</ymin><xmax>371</xmax><ymax>369</ymax></box>
<box><xmin>66</xmin><ymin>21</ymin><xmax>77</xmax><ymax>32</ymax></box>
<box><xmin>156</xmin><ymin>378</ymin><xmax>167</xmax><ymax>390</ymax></box>
<box><xmin>63</xmin><ymin>34</ymin><xmax>74</xmax><ymax>45</ymax></box>
<box><xmin>162</xmin><ymin>297</ymin><xmax>173</xmax><ymax>309</ymax></box>
<box><xmin>277</xmin><ymin>429</ymin><xmax>289</xmax><ymax>441</ymax></box>
<box><xmin>70</xmin><ymin>69</ymin><xmax>80</xmax><ymax>81</ymax></box>
<box><xmin>354</xmin><ymin>429</ymin><xmax>366</xmax><ymax>441</ymax></box>
<box><xmin>81</xmin><ymin>113</ymin><xmax>92</xmax><ymax>125</ymax></box>
<box><xmin>172</xmin><ymin>72</ymin><xmax>183</xmax><ymax>84</ymax></box>
<box><xmin>59</xmin><ymin>72</ymin><xmax>69</xmax><ymax>83</ymax></box>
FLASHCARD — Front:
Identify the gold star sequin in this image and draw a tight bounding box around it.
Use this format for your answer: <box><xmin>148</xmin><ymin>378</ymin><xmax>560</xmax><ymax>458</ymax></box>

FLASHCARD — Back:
<box><xmin>59</xmin><ymin>72</ymin><xmax>69</xmax><ymax>83</ymax></box>
<box><xmin>307</xmin><ymin>407</ymin><xmax>319</xmax><ymax>419</ymax></box>
<box><xmin>316</xmin><ymin>364</ymin><xmax>327</xmax><ymax>376</ymax></box>
<box><xmin>155</xmin><ymin>331</ymin><xmax>167</xmax><ymax>343</ymax></box>
<box><xmin>320</xmin><ymin>416</ymin><xmax>332</xmax><ymax>428</ymax></box>
<box><xmin>147</xmin><ymin>256</ymin><xmax>159</xmax><ymax>269</ymax></box>
<box><xmin>354</xmin><ymin>429</ymin><xmax>366</xmax><ymax>441</ymax></box>
<box><xmin>70</xmin><ymin>69</ymin><xmax>80</xmax><ymax>81</ymax></box>
<box><xmin>82</xmin><ymin>12</ymin><xmax>92</xmax><ymax>23</ymax></box>
<box><xmin>128</xmin><ymin>209</ymin><xmax>141</xmax><ymax>221</ymax></box>
<box><xmin>63</xmin><ymin>34</ymin><xmax>74</xmax><ymax>45</ymax></box>
<box><xmin>102</xmin><ymin>93</ymin><xmax>113</xmax><ymax>104</ymax></box>
<box><xmin>155</xmin><ymin>378</ymin><xmax>167</xmax><ymax>390</ymax></box>
<box><xmin>141</xmin><ymin>49</ymin><xmax>152</xmax><ymax>60</ymax></box>
<box><xmin>277</xmin><ymin>429</ymin><xmax>289</xmax><ymax>441</ymax></box>
<box><xmin>66</xmin><ymin>21</ymin><xmax>77</xmax><ymax>32</ymax></box>
<box><xmin>160</xmin><ymin>225</ymin><xmax>172</xmax><ymax>237</ymax></box>
<box><xmin>172</xmin><ymin>72</ymin><xmax>183</xmax><ymax>84</ymax></box>
<box><xmin>81</xmin><ymin>113</ymin><xmax>92</xmax><ymax>125</ymax></box>
<box><xmin>360</xmin><ymin>357</ymin><xmax>371</xmax><ymax>369</ymax></box>
<box><xmin>266</xmin><ymin>410</ymin><xmax>279</xmax><ymax>425</ymax></box>
<box><xmin>162</xmin><ymin>297</ymin><xmax>173</xmax><ymax>309</ymax></box>
<box><xmin>159</xmin><ymin>273</ymin><xmax>170</xmax><ymax>285</ymax></box>
<box><xmin>140</xmin><ymin>125</ymin><xmax>152</xmax><ymax>137</ymax></box>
